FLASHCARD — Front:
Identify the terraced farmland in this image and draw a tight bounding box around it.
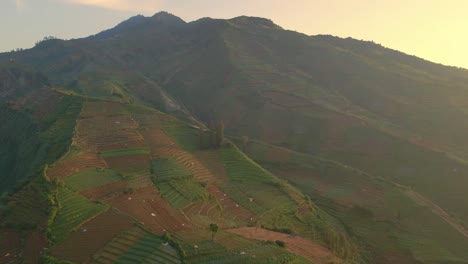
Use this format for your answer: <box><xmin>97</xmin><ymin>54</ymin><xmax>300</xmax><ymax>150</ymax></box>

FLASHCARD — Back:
<box><xmin>50</xmin><ymin>187</ymin><xmax>109</xmax><ymax>243</ymax></box>
<box><xmin>2</xmin><ymin>98</ymin><xmax>359</xmax><ymax>263</ymax></box>
<box><xmin>64</xmin><ymin>168</ymin><xmax>122</xmax><ymax>191</ymax></box>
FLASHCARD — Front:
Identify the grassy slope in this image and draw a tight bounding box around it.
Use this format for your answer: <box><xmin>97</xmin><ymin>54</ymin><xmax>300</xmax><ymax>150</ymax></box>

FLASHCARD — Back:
<box><xmin>236</xmin><ymin>139</ymin><xmax>468</xmax><ymax>264</ymax></box>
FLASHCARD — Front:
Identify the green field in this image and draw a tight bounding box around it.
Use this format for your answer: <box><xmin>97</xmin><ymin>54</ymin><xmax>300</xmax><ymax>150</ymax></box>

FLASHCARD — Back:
<box><xmin>152</xmin><ymin>157</ymin><xmax>192</xmax><ymax>182</ymax></box>
<box><xmin>218</xmin><ymin>146</ymin><xmax>297</xmax><ymax>213</ymax></box>
<box><xmin>161</xmin><ymin>120</ymin><xmax>201</xmax><ymax>152</ymax></box>
<box><xmin>99</xmin><ymin>148</ymin><xmax>150</xmax><ymax>158</ymax></box>
<box><xmin>64</xmin><ymin>168</ymin><xmax>122</xmax><ymax>191</ymax></box>
<box><xmin>49</xmin><ymin>187</ymin><xmax>108</xmax><ymax>244</ymax></box>
<box><xmin>151</xmin><ymin>157</ymin><xmax>210</xmax><ymax>209</ymax></box>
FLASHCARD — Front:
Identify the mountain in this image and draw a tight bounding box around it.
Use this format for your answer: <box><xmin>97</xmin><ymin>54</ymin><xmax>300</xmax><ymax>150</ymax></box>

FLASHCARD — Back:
<box><xmin>1</xmin><ymin>12</ymin><xmax>468</xmax><ymax>264</ymax></box>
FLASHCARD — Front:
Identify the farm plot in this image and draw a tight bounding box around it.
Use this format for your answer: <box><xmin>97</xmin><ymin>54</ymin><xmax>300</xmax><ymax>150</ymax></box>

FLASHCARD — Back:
<box><xmin>152</xmin><ymin>157</ymin><xmax>210</xmax><ymax>209</ymax></box>
<box><xmin>64</xmin><ymin>168</ymin><xmax>122</xmax><ymax>191</ymax></box>
<box><xmin>50</xmin><ymin>187</ymin><xmax>109</xmax><ymax>244</ymax></box>
<box><xmin>0</xmin><ymin>230</ymin><xmax>21</xmax><ymax>264</ymax></box>
<box><xmin>105</xmin><ymin>186</ymin><xmax>190</xmax><ymax>234</ymax></box>
<box><xmin>141</xmin><ymin>128</ymin><xmax>218</xmax><ymax>185</ymax></box>
<box><xmin>52</xmin><ymin>209</ymin><xmax>134</xmax><ymax>263</ymax></box>
<box><xmin>104</xmin><ymin>154</ymin><xmax>151</xmax><ymax>175</ymax></box>
<box><xmin>218</xmin><ymin>146</ymin><xmax>297</xmax><ymax>215</ymax></box>
<box><xmin>160</xmin><ymin>120</ymin><xmax>201</xmax><ymax>152</ymax></box>
<box><xmin>80</xmin><ymin>180</ymin><xmax>128</xmax><ymax>201</ymax></box>
<box><xmin>90</xmin><ymin>226</ymin><xmax>146</xmax><ymax>264</ymax></box>
<box><xmin>75</xmin><ymin>102</ymin><xmax>144</xmax><ymax>151</ymax></box>
<box><xmin>23</xmin><ymin>232</ymin><xmax>48</xmax><ymax>264</ymax></box>
<box><xmin>47</xmin><ymin>150</ymin><xmax>108</xmax><ymax>179</ymax></box>
<box><xmin>115</xmin><ymin>232</ymin><xmax>182</xmax><ymax>264</ymax></box>
<box><xmin>100</xmin><ymin>147</ymin><xmax>150</xmax><ymax>158</ymax></box>
<box><xmin>227</xmin><ymin>227</ymin><xmax>341</xmax><ymax>264</ymax></box>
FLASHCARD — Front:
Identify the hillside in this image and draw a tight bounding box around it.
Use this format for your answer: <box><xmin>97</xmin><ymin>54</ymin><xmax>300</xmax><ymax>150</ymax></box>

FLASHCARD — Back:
<box><xmin>1</xmin><ymin>97</ymin><xmax>359</xmax><ymax>264</ymax></box>
<box><xmin>1</xmin><ymin>11</ymin><xmax>468</xmax><ymax>264</ymax></box>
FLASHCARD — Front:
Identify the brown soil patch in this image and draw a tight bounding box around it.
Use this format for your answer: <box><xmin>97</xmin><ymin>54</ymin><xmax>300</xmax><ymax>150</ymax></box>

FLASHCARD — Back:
<box><xmin>48</xmin><ymin>150</ymin><xmax>107</xmax><ymax>179</ymax></box>
<box><xmin>105</xmin><ymin>186</ymin><xmax>190</xmax><ymax>234</ymax></box>
<box><xmin>227</xmin><ymin>227</ymin><xmax>342</xmax><ymax>264</ymax></box>
<box><xmin>97</xmin><ymin>140</ymin><xmax>147</xmax><ymax>152</ymax></box>
<box><xmin>0</xmin><ymin>230</ymin><xmax>21</xmax><ymax>264</ymax></box>
<box><xmin>52</xmin><ymin>209</ymin><xmax>134</xmax><ymax>263</ymax></box>
<box><xmin>80</xmin><ymin>180</ymin><xmax>129</xmax><ymax>201</ymax></box>
<box><xmin>24</xmin><ymin>232</ymin><xmax>48</xmax><ymax>264</ymax></box>
<box><xmin>75</xmin><ymin>115</ymin><xmax>143</xmax><ymax>149</ymax></box>
<box><xmin>104</xmin><ymin>154</ymin><xmax>151</xmax><ymax>174</ymax></box>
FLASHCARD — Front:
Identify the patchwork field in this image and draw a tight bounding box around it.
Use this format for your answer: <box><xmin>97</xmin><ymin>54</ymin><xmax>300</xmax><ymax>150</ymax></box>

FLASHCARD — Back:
<box><xmin>3</xmin><ymin>99</ymin><xmax>367</xmax><ymax>263</ymax></box>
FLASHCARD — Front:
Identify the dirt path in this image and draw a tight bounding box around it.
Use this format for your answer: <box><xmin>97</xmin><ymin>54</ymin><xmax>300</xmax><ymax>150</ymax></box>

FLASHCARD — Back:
<box><xmin>403</xmin><ymin>188</ymin><xmax>468</xmax><ymax>238</ymax></box>
<box><xmin>226</xmin><ymin>227</ymin><xmax>342</xmax><ymax>264</ymax></box>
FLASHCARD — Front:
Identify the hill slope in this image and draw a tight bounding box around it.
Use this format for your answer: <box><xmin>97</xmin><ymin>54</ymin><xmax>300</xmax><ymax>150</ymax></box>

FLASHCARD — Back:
<box><xmin>1</xmin><ymin>12</ymin><xmax>468</xmax><ymax>264</ymax></box>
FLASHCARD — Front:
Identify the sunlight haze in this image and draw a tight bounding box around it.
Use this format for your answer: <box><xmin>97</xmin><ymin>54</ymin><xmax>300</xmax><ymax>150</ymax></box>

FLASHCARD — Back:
<box><xmin>1</xmin><ymin>0</ymin><xmax>468</xmax><ymax>69</ymax></box>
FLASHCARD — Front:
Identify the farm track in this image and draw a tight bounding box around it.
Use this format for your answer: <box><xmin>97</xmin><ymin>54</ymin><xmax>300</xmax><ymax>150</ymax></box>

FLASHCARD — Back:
<box><xmin>227</xmin><ymin>227</ymin><xmax>342</xmax><ymax>264</ymax></box>
<box><xmin>402</xmin><ymin>188</ymin><xmax>468</xmax><ymax>238</ymax></box>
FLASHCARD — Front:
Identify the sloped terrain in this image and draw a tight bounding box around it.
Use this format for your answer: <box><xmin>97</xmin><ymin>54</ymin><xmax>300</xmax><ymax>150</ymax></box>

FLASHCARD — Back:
<box><xmin>0</xmin><ymin>98</ymin><xmax>356</xmax><ymax>263</ymax></box>
<box><xmin>1</xmin><ymin>11</ymin><xmax>468</xmax><ymax>264</ymax></box>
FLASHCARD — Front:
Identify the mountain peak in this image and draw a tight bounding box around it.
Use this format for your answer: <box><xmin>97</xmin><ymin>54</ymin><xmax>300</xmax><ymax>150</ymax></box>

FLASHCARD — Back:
<box><xmin>152</xmin><ymin>11</ymin><xmax>185</xmax><ymax>24</ymax></box>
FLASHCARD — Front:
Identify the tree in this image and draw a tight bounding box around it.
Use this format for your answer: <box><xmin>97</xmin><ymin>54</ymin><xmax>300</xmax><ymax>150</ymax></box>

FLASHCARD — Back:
<box><xmin>209</xmin><ymin>223</ymin><xmax>218</xmax><ymax>240</ymax></box>
<box><xmin>215</xmin><ymin>121</ymin><xmax>224</xmax><ymax>148</ymax></box>
<box><xmin>241</xmin><ymin>136</ymin><xmax>249</xmax><ymax>152</ymax></box>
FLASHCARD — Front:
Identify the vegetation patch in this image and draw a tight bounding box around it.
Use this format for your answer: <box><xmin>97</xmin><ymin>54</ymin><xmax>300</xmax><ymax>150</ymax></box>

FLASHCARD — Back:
<box><xmin>161</xmin><ymin>120</ymin><xmax>201</xmax><ymax>152</ymax></box>
<box><xmin>99</xmin><ymin>147</ymin><xmax>150</xmax><ymax>158</ymax></box>
<box><xmin>49</xmin><ymin>187</ymin><xmax>108</xmax><ymax>244</ymax></box>
<box><xmin>115</xmin><ymin>232</ymin><xmax>182</xmax><ymax>264</ymax></box>
<box><xmin>64</xmin><ymin>168</ymin><xmax>122</xmax><ymax>191</ymax></box>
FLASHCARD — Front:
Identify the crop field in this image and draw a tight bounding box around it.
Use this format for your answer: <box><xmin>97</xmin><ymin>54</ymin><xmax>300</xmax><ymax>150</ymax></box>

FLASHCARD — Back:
<box><xmin>218</xmin><ymin>146</ymin><xmax>297</xmax><ymax>217</ymax></box>
<box><xmin>105</xmin><ymin>186</ymin><xmax>190</xmax><ymax>234</ymax></box>
<box><xmin>160</xmin><ymin>120</ymin><xmax>201</xmax><ymax>152</ymax></box>
<box><xmin>115</xmin><ymin>232</ymin><xmax>182</xmax><ymax>264</ymax></box>
<box><xmin>156</xmin><ymin>178</ymin><xmax>209</xmax><ymax>209</ymax></box>
<box><xmin>151</xmin><ymin>157</ymin><xmax>209</xmax><ymax>209</ymax></box>
<box><xmin>104</xmin><ymin>154</ymin><xmax>151</xmax><ymax>175</ymax></box>
<box><xmin>52</xmin><ymin>209</ymin><xmax>134</xmax><ymax>263</ymax></box>
<box><xmin>151</xmin><ymin>157</ymin><xmax>192</xmax><ymax>181</ymax></box>
<box><xmin>47</xmin><ymin>150</ymin><xmax>108</xmax><ymax>179</ymax></box>
<box><xmin>80</xmin><ymin>180</ymin><xmax>129</xmax><ymax>201</ymax></box>
<box><xmin>50</xmin><ymin>187</ymin><xmax>109</xmax><ymax>244</ymax></box>
<box><xmin>64</xmin><ymin>168</ymin><xmax>122</xmax><ymax>191</ymax></box>
<box><xmin>100</xmin><ymin>147</ymin><xmax>150</xmax><ymax>158</ymax></box>
<box><xmin>0</xmin><ymin>230</ymin><xmax>21</xmax><ymax>264</ymax></box>
<box><xmin>227</xmin><ymin>227</ymin><xmax>341</xmax><ymax>264</ymax></box>
<box><xmin>75</xmin><ymin>101</ymin><xmax>144</xmax><ymax>150</ymax></box>
<box><xmin>90</xmin><ymin>225</ymin><xmax>147</xmax><ymax>263</ymax></box>
<box><xmin>24</xmin><ymin>232</ymin><xmax>48</xmax><ymax>264</ymax></box>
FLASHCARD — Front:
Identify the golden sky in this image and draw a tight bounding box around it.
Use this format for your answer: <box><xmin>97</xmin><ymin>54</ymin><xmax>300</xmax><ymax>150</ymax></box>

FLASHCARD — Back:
<box><xmin>3</xmin><ymin>0</ymin><xmax>468</xmax><ymax>69</ymax></box>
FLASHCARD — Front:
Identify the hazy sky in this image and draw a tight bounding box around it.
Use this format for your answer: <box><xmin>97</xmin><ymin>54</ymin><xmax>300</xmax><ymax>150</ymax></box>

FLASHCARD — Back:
<box><xmin>2</xmin><ymin>0</ymin><xmax>468</xmax><ymax>69</ymax></box>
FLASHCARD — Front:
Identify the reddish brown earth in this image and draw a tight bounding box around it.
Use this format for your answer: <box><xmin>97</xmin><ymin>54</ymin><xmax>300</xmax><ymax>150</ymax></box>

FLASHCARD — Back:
<box><xmin>24</xmin><ymin>232</ymin><xmax>48</xmax><ymax>264</ymax></box>
<box><xmin>227</xmin><ymin>227</ymin><xmax>342</xmax><ymax>264</ymax></box>
<box><xmin>104</xmin><ymin>154</ymin><xmax>151</xmax><ymax>175</ymax></box>
<box><xmin>105</xmin><ymin>186</ymin><xmax>190</xmax><ymax>234</ymax></box>
<box><xmin>47</xmin><ymin>150</ymin><xmax>108</xmax><ymax>179</ymax></box>
<box><xmin>0</xmin><ymin>230</ymin><xmax>22</xmax><ymax>264</ymax></box>
<box><xmin>75</xmin><ymin>115</ymin><xmax>143</xmax><ymax>150</ymax></box>
<box><xmin>52</xmin><ymin>209</ymin><xmax>134</xmax><ymax>263</ymax></box>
